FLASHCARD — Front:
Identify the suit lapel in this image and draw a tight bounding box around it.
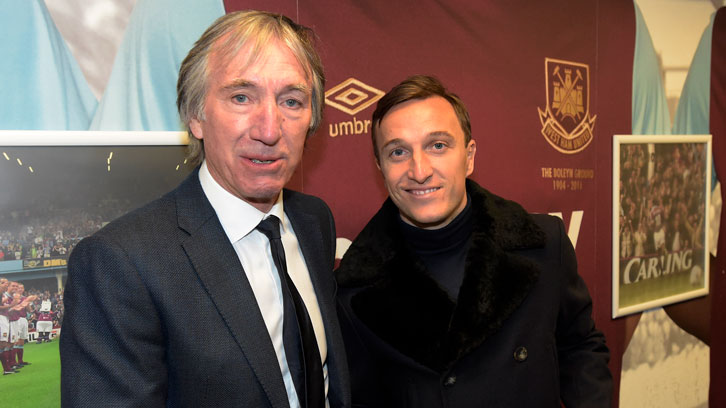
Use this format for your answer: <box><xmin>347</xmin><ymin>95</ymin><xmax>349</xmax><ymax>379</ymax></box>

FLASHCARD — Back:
<box><xmin>285</xmin><ymin>197</ymin><xmax>335</xmax><ymax>308</ymax></box>
<box><xmin>175</xmin><ymin>171</ymin><xmax>289</xmax><ymax>408</ymax></box>
<box><xmin>284</xmin><ymin>191</ymin><xmax>349</xmax><ymax>407</ymax></box>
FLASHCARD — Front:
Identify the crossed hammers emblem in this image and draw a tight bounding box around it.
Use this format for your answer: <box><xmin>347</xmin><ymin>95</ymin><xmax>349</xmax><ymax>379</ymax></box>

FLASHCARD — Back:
<box><xmin>552</xmin><ymin>65</ymin><xmax>584</xmax><ymax>121</ymax></box>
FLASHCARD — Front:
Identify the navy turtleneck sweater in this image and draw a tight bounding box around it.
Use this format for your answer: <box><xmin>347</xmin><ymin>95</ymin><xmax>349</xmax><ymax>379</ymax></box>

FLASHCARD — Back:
<box><xmin>397</xmin><ymin>195</ymin><xmax>473</xmax><ymax>300</ymax></box>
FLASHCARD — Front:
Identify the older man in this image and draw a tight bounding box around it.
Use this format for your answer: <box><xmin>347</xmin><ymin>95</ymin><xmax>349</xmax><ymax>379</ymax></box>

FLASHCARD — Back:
<box><xmin>60</xmin><ymin>11</ymin><xmax>349</xmax><ymax>408</ymax></box>
<box><xmin>336</xmin><ymin>75</ymin><xmax>611</xmax><ymax>407</ymax></box>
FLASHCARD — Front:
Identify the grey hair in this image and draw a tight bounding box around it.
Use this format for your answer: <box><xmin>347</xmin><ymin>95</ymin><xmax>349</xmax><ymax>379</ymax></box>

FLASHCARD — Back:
<box><xmin>176</xmin><ymin>10</ymin><xmax>325</xmax><ymax>165</ymax></box>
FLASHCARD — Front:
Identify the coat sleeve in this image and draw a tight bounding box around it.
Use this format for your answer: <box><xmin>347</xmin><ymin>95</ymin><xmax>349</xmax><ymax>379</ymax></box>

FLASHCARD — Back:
<box><xmin>323</xmin><ymin>201</ymin><xmax>353</xmax><ymax>408</ymax></box>
<box><xmin>60</xmin><ymin>234</ymin><xmax>167</xmax><ymax>407</ymax></box>
<box><xmin>553</xmin><ymin>218</ymin><xmax>613</xmax><ymax>407</ymax></box>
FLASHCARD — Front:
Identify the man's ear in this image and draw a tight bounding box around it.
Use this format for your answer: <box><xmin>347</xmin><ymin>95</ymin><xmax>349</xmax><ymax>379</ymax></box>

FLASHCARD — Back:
<box><xmin>189</xmin><ymin>118</ymin><xmax>204</xmax><ymax>140</ymax></box>
<box><xmin>466</xmin><ymin>139</ymin><xmax>476</xmax><ymax>176</ymax></box>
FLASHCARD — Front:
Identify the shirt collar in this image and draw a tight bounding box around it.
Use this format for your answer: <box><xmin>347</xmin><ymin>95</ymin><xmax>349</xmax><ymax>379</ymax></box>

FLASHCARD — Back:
<box><xmin>198</xmin><ymin>160</ymin><xmax>286</xmax><ymax>243</ymax></box>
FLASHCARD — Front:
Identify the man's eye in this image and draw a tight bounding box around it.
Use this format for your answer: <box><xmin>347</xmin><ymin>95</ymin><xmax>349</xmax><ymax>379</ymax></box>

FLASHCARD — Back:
<box><xmin>233</xmin><ymin>95</ymin><xmax>248</xmax><ymax>103</ymax></box>
<box><xmin>432</xmin><ymin>142</ymin><xmax>446</xmax><ymax>150</ymax></box>
<box><xmin>390</xmin><ymin>148</ymin><xmax>405</xmax><ymax>157</ymax></box>
<box><xmin>284</xmin><ymin>98</ymin><xmax>302</xmax><ymax>108</ymax></box>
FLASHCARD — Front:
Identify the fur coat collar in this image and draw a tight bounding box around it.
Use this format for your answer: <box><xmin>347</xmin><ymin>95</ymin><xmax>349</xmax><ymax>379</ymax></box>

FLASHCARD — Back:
<box><xmin>336</xmin><ymin>179</ymin><xmax>546</xmax><ymax>372</ymax></box>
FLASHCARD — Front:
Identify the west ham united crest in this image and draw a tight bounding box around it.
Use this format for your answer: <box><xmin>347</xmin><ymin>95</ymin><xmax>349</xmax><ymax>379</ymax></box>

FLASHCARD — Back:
<box><xmin>538</xmin><ymin>58</ymin><xmax>596</xmax><ymax>154</ymax></box>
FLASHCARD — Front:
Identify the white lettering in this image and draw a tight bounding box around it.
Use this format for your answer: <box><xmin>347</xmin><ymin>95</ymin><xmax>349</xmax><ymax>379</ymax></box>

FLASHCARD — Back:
<box><xmin>621</xmin><ymin>250</ymin><xmax>695</xmax><ymax>284</ymax></box>
<box><xmin>548</xmin><ymin>210</ymin><xmax>584</xmax><ymax>249</ymax></box>
<box><xmin>328</xmin><ymin>117</ymin><xmax>372</xmax><ymax>138</ymax></box>
<box><xmin>623</xmin><ymin>258</ymin><xmax>639</xmax><ymax>284</ymax></box>
<box><xmin>335</xmin><ymin>238</ymin><xmax>352</xmax><ymax>259</ymax></box>
<box><xmin>647</xmin><ymin>257</ymin><xmax>660</xmax><ymax>279</ymax></box>
<box><xmin>635</xmin><ymin>260</ymin><xmax>647</xmax><ymax>282</ymax></box>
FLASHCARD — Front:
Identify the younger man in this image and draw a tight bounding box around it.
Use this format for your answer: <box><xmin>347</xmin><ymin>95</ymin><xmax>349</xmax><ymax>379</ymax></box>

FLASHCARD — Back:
<box><xmin>336</xmin><ymin>75</ymin><xmax>612</xmax><ymax>407</ymax></box>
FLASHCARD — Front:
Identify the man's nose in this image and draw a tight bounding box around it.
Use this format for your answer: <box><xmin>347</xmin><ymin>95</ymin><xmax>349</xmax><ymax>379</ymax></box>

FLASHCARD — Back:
<box><xmin>408</xmin><ymin>150</ymin><xmax>433</xmax><ymax>183</ymax></box>
<box><xmin>250</xmin><ymin>99</ymin><xmax>283</xmax><ymax>144</ymax></box>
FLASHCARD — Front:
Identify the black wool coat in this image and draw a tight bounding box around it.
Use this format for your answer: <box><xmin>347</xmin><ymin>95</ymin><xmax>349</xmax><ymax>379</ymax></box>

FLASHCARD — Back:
<box><xmin>336</xmin><ymin>180</ymin><xmax>611</xmax><ymax>407</ymax></box>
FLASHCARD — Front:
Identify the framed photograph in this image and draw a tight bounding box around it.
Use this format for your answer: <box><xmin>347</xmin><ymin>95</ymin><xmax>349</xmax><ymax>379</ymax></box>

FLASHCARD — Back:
<box><xmin>612</xmin><ymin>134</ymin><xmax>712</xmax><ymax>317</ymax></box>
<box><xmin>0</xmin><ymin>130</ymin><xmax>193</xmax><ymax>403</ymax></box>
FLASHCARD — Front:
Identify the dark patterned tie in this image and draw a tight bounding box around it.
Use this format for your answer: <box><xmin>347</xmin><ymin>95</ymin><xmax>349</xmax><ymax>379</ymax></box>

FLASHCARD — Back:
<box><xmin>256</xmin><ymin>215</ymin><xmax>325</xmax><ymax>408</ymax></box>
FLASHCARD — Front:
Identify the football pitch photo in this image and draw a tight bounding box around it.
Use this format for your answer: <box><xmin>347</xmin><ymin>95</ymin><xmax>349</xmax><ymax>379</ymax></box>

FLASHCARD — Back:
<box><xmin>618</xmin><ymin>268</ymin><xmax>701</xmax><ymax>308</ymax></box>
<box><xmin>2</xmin><ymin>340</ymin><xmax>60</xmax><ymax>407</ymax></box>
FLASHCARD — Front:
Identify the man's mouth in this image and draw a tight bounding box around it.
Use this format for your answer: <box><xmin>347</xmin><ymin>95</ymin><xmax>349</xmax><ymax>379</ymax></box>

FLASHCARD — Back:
<box><xmin>408</xmin><ymin>187</ymin><xmax>440</xmax><ymax>195</ymax></box>
<box><xmin>251</xmin><ymin>158</ymin><xmax>275</xmax><ymax>164</ymax></box>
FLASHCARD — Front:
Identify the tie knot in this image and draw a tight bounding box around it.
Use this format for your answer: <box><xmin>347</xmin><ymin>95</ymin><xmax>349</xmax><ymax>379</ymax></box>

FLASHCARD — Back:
<box><xmin>257</xmin><ymin>215</ymin><xmax>281</xmax><ymax>240</ymax></box>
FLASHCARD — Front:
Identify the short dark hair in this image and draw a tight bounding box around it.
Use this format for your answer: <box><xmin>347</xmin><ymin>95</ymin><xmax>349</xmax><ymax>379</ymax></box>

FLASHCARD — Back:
<box><xmin>371</xmin><ymin>75</ymin><xmax>472</xmax><ymax>161</ymax></box>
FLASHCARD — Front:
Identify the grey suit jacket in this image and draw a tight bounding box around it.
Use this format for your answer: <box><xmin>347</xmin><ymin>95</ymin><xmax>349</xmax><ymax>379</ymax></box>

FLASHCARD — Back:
<box><xmin>60</xmin><ymin>169</ymin><xmax>350</xmax><ymax>408</ymax></box>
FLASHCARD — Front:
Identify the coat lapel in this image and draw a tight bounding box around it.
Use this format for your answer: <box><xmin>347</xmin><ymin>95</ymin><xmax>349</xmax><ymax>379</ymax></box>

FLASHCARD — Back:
<box><xmin>175</xmin><ymin>172</ymin><xmax>289</xmax><ymax>408</ymax></box>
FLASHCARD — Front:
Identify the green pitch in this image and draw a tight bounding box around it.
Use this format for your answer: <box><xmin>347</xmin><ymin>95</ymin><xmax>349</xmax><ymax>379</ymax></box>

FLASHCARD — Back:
<box><xmin>2</xmin><ymin>340</ymin><xmax>60</xmax><ymax>407</ymax></box>
<box><xmin>618</xmin><ymin>269</ymin><xmax>703</xmax><ymax>308</ymax></box>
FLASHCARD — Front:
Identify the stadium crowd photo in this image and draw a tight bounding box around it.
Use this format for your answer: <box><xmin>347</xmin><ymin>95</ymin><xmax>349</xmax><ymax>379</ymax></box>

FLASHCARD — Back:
<box><xmin>619</xmin><ymin>142</ymin><xmax>707</xmax><ymax>260</ymax></box>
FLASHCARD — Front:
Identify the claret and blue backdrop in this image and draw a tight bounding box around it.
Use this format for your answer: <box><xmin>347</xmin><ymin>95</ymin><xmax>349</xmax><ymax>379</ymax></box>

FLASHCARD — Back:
<box><xmin>1</xmin><ymin>0</ymin><xmax>725</xmax><ymax>406</ymax></box>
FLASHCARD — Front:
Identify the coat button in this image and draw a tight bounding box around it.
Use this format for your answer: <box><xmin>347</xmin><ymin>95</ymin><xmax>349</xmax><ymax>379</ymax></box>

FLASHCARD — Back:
<box><xmin>514</xmin><ymin>346</ymin><xmax>528</xmax><ymax>362</ymax></box>
<box><xmin>443</xmin><ymin>375</ymin><xmax>457</xmax><ymax>387</ymax></box>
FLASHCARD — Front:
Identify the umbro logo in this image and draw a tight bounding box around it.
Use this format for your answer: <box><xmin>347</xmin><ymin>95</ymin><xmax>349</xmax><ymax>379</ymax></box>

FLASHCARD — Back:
<box><xmin>325</xmin><ymin>78</ymin><xmax>384</xmax><ymax>116</ymax></box>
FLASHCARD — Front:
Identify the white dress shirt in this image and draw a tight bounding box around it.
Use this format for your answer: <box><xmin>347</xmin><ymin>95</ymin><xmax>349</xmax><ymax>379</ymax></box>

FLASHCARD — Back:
<box><xmin>198</xmin><ymin>161</ymin><xmax>328</xmax><ymax>408</ymax></box>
